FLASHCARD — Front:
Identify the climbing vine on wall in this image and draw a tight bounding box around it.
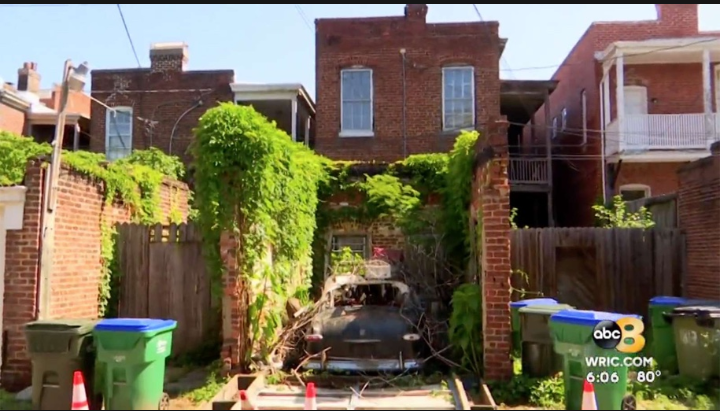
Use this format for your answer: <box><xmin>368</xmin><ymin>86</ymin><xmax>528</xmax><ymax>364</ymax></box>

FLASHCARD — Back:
<box><xmin>310</xmin><ymin>131</ymin><xmax>482</xmax><ymax>286</ymax></box>
<box><xmin>0</xmin><ymin>131</ymin><xmax>185</xmax><ymax>317</ymax></box>
<box><xmin>192</xmin><ymin>103</ymin><xmax>328</xmax><ymax>364</ymax></box>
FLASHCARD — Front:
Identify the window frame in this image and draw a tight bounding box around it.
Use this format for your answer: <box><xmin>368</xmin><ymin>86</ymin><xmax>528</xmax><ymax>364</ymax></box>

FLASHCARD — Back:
<box><xmin>619</xmin><ymin>184</ymin><xmax>651</xmax><ymax>201</ymax></box>
<box><xmin>561</xmin><ymin>107</ymin><xmax>568</xmax><ymax>131</ymax></box>
<box><xmin>105</xmin><ymin>106</ymin><xmax>134</xmax><ymax>161</ymax></box>
<box><xmin>441</xmin><ymin>66</ymin><xmax>476</xmax><ymax>132</ymax></box>
<box><xmin>339</xmin><ymin>68</ymin><xmax>374</xmax><ymax>138</ymax></box>
<box><xmin>552</xmin><ymin>116</ymin><xmax>558</xmax><ymax>139</ymax></box>
<box><xmin>331</xmin><ymin>234</ymin><xmax>370</xmax><ymax>259</ymax></box>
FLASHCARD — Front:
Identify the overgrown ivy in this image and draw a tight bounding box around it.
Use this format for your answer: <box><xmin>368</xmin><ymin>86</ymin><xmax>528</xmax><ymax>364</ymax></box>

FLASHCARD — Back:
<box><xmin>310</xmin><ymin>131</ymin><xmax>481</xmax><ymax>287</ymax></box>
<box><xmin>0</xmin><ymin>131</ymin><xmax>185</xmax><ymax>317</ymax></box>
<box><xmin>192</xmin><ymin>103</ymin><xmax>328</xmax><ymax>365</ymax></box>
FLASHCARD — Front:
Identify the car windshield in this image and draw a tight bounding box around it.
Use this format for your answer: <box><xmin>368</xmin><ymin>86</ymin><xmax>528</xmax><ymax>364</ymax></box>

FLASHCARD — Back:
<box><xmin>331</xmin><ymin>282</ymin><xmax>404</xmax><ymax>306</ymax></box>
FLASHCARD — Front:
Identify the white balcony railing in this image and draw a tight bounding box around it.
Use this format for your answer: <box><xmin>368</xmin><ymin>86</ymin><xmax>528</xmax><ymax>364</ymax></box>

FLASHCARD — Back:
<box><xmin>509</xmin><ymin>157</ymin><xmax>549</xmax><ymax>184</ymax></box>
<box><xmin>605</xmin><ymin>113</ymin><xmax>720</xmax><ymax>156</ymax></box>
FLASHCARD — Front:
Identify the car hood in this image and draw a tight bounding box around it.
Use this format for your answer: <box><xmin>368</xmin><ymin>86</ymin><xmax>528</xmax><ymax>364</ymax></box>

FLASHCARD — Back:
<box><xmin>311</xmin><ymin>305</ymin><xmax>418</xmax><ymax>341</ymax></box>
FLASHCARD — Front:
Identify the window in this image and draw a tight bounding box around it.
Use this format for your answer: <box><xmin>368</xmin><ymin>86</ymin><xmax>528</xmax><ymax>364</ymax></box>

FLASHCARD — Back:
<box><xmin>340</xmin><ymin>68</ymin><xmax>373</xmax><ymax>136</ymax></box>
<box><xmin>552</xmin><ymin>117</ymin><xmax>558</xmax><ymax>139</ymax></box>
<box><xmin>442</xmin><ymin>66</ymin><xmax>475</xmax><ymax>131</ymax></box>
<box><xmin>619</xmin><ymin>184</ymin><xmax>651</xmax><ymax>201</ymax></box>
<box><xmin>561</xmin><ymin>108</ymin><xmax>568</xmax><ymax>131</ymax></box>
<box><xmin>331</xmin><ymin>235</ymin><xmax>368</xmax><ymax>258</ymax></box>
<box><xmin>105</xmin><ymin>107</ymin><xmax>133</xmax><ymax>161</ymax></box>
<box><xmin>581</xmin><ymin>90</ymin><xmax>588</xmax><ymax>145</ymax></box>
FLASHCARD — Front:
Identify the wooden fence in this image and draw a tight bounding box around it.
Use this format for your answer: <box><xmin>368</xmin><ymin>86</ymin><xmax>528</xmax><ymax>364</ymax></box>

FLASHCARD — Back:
<box><xmin>116</xmin><ymin>223</ymin><xmax>213</xmax><ymax>356</ymax></box>
<box><xmin>625</xmin><ymin>193</ymin><xmax>678</xmax><ymax>228</ymax></box>
<box><xmin>511</xmin><ymin>227</ymin><xmax>685</xmax><ymax>317</ymax></box>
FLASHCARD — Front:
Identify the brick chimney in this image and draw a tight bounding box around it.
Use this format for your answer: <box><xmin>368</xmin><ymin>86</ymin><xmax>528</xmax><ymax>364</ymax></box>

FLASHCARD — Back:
<box><xmin>149</xmin><ymin>42</ymin><xmax>188</xmax><ymax>73</ymax></box>
<box><xmin>655</xmin><ymin>4</ymin><xmax>698</xmax><ymax>34</ymax></box>
<box><xmin>404</xmin><ymin>4</ymin><xmax>428</xmax><ymax>22</ymax></box>
<box><xmin>17</xmin><ymin>62</ymin><xmax>41</xmax><ymax>94</ymax></box>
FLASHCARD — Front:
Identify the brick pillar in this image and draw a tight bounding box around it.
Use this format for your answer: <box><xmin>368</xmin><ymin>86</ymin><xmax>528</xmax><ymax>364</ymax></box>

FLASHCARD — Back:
<box><xmin>476</xmin><ymin>118</ymin><xmax>513</xmax><ymax>380</ymax></box>
<box><xmin>220</xmin><ymin>231</ymin><xmax>247</xmax><ymax>370</ymax></box>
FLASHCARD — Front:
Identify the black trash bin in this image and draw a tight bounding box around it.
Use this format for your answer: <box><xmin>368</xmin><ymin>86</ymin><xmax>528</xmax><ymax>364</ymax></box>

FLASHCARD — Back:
<box><xmin>24</xmin><ymin>319</ymin><xmax>102</xmax><ymax>410</ymax></box>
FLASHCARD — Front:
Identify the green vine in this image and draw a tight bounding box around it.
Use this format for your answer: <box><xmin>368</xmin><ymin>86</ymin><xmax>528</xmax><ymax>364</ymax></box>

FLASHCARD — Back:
<box><xmin>0</xmin><ymin>131</ymin><xmax>186</xmax><ymax>317</ymax></box>
<box><xmin>448</xmin><ymin>284</ymin><xmax>484</xmax><ymax>377</ymax></box>
<box><xmin>192</xmin><ymin>103</ymin><xmax>327</xmax><ymax>366</ymax></box>
<box><xmin>593</xmin><ymin>195</ymin><xmax>655</xmax><ymax>228</ymax></box>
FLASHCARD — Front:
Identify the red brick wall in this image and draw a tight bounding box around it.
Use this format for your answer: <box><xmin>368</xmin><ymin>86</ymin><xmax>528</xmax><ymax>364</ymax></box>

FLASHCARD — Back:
<box><xmin>614</xmin><ymin>162</ymin><xmax>683</xmax><ymax>196</ymax></box>
<box><xmin>1</xmin><ymin>161</ymin><xmax>190</xmax><ymax>389</ymax></box>
<box><xmin>677</xmin><ymin>146</ymin><xmax>720</xmax><ymax>300</ymax></box>
<box><xmin>315</xmin><ymin>4</ymin><xmax>502</xmax><ymax>162</ymax></box>
<box><xmin>528</xmin><ymin>4</ymin><xmax>707</xmax><ymax>227</ymax></box>
<box><xmin>474</xmin><ymin>119</ymin><xmax>512</xmax><ymax>380</ymax></box>
<box><xmin>0</xmin><ymin>103</ymin><xmax>26</xmax><ymax>135</ymax></box>
<box><xmin>89</xmin><ymin>47</ymin><xmax>234</xmax><ymax>165</ymax></box>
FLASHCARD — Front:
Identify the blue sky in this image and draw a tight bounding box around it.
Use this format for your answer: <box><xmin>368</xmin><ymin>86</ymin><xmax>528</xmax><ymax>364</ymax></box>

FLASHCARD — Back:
<box><xmin>1</xmin><ymin>4</ymin><xmax>719</xmax><ymax>100</ymax></box>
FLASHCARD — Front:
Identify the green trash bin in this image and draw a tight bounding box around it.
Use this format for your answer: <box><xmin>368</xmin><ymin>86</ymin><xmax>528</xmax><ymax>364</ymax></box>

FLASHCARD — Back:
<box><xmin>519</xmin><ymin>304</ymin><xmax>573</xmax><ymax>378</ymax></box>
<box><xmin>550</xmin><ymin>309</ymin><xmax>640</xmax><ymax>411</ymax></box>
<box><xmin>647</xmin><ymin>296</ymin><xmax>715</xmax><ymax>374</ymax></box>
<box><xmin>24</xmin><ymin>319</ymin><xmax>102</xmax><ymax>410</ymax></box>
<box><xmin>666</xmin><ymin>304</ymin><xmax>720</xmax><ymax>380</ymax></box>
<box><xmin>510</xmin><ymin>298</ymin><xmax>558</xmax><ymax>357</ymax></box>
<box><xmin>93</xmin><ymin>318</ymin><xmax>177</xmax><ymax>410</ymax></box>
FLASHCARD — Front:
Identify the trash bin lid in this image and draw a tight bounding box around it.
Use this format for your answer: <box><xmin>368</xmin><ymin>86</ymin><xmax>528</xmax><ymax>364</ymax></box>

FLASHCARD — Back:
<box><xmin>25</xmin><ymin>319</ymin><xmax>98</xmax><ymax>335</ymax></box>
<box><xmin>550</xmin><ymin>309</ymin><xmax>641</xmax><ymax>327</ymax></box>
<box><xmin>670</xmin><ymin>304</ymin><xmax>720</xmax><ymax>319</ymax></box>
<box><xmin>510</xmin><ymin>298</ymin><xmax>558</xmax><ymax>308</ymax></box>
<box><xmin>520</xmin><ymin>304</ymin><xmax>574</xmax><ymax>315</ymax></box>
<box><xmin>649</xmin><ymin>296</ymin><xmax>688</xmax><ymax>306</ymax></box>
<box><xmin>95</xmin><ymin>318</ymin><xmax>177</xmax><ymax>333</ymax></box>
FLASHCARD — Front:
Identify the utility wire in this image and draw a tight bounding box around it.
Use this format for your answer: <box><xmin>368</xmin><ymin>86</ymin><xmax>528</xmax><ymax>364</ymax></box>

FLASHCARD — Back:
<box><xmin>116</xmin><ymin>4</ymin><xmax>142</xmax><ymax>68</ymax></box>
<box><xmin>294</xmin><ymin>4</ymin><xmax>313</xmax><ymax>33</ymax></box>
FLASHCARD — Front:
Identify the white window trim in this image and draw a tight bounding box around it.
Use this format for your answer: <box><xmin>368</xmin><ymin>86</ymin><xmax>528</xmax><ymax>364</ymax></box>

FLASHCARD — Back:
<box><xmin>339</xmin><ymin>68</ymin><xmax>374</xmax><ymax>138</ymax></box>
<box><xmin>441</xmin><ymin>66</ymin><xmax>476</xmax><ymax>132</ymax></box>
<box><xmin>552</xmin><ymin>117</ymin><xmax>558</xmax><ymax>139</ymax></box>
<box><xmin>581</xmin><ymin>90</ymin><xmax>588</xmax><ymax>145</ymax></box>
<box><xmin>619</xmin><ymin>184</ymin><xmax>651</xmax><ymax>198</ymax></box>
<box><xmin>561</xmin><ymin>107</ymin><xmax>568</xmax><ymax>131</ymax></box>
<box><xmin>105</xmin><ymin>106</ymin><xmax>133</xmax><ymax>160</ymax></box>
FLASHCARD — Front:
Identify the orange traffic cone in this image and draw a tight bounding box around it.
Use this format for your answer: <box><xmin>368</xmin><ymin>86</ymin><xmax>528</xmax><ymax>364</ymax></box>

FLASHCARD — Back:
<box><xmin>304</xmin><ymin>382</ymin><xmax>317</xmax><ymax>410</ymax></box>
<box><xmin>238</xmin><ymin>390</ymin><xmax>258</xmax><ymax>410</ymax></box>
<box><xmin>71</xmin><ymin>371</ymin><xmax>89</xmax><ymax>411</ymax></box>
<box><xmin>581</xmin><ymin>379</ymin><xmax>598</xmax><ymax>410</ymax></box>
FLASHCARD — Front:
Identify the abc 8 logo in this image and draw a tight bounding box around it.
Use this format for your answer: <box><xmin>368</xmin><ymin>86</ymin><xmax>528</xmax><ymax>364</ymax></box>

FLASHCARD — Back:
<box><xmin>592</xmin><ymin>318</ymin><xmax>645</xmax><ymax>353</ymax></box>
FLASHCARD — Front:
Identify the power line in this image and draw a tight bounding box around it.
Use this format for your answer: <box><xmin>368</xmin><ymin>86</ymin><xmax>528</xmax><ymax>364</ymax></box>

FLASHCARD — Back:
<box><xmin>116</xmin><ymin>4</ymin><xmax>141</xmax><ymax>68</ymax></box>
<box><xmin>294</xmin><ymin>4</ymin><xmax>313</xmax><ymax>33</ymax></box>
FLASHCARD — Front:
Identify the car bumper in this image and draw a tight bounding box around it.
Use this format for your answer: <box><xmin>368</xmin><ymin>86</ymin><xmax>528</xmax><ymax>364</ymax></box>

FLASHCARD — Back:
<box><xmin>303</xmin><ymin>358</ymin><xmax>421</xmax><ymax>372</ymax></box>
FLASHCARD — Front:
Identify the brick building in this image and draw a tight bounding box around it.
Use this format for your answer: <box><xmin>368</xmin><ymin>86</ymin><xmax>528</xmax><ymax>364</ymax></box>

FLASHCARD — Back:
<box><xmin>677</xmin><ymin>142</ymin><xmax>720</xmax><ymax>300</ymax></box>
<box><xmin>528</xmin><ymin>4</ymin><xmax>720</xmax><ymax>226</ymax></box>
<box><xmin>1</xmin><ymin>62</ymin><xmax>92</xmax><ymax>149</ymax></box>
<box><xmin>89</xmin><ymin>43</ymin><xmax>235</xmax><ymax>165</ymax></box>
<box><xmin>1</xmin><ymin>161</ymin><xmax>189</xmax><ymax>389</ymax></box>
<box><xmin>314</xmin><ymin>4</ymin><xmax>504</xmax><ymax>162</ymax></box>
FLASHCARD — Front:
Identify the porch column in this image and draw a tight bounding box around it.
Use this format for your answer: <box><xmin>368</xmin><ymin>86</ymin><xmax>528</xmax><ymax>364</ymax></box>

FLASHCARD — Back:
<box><xmin>291</xmin><ymin>96</ymin><xmax>298</xmax><ymax>142</ymax></box>
<box><xmin>702</xmin><ymin>49</ymin><xmax>713</xmax><ymax>144</ymax></box>
<box><xmin>602</xmin><ymin>69</ymin><xmax>611</xmax><ymax>127</ymax></box>
<box><xmin>72</xmin><ymin>124</ymin><xmax>80</xmax><ymax>152</ymax></box>
<box><xmin>615</xmin><ymin>51</ymin><xmax>625</xmax><ymax>124</ymax></box>
<box><xmin>702</xmin><ymin>49</ymin><xmax>712</xmax><ymax>114</ymax></box>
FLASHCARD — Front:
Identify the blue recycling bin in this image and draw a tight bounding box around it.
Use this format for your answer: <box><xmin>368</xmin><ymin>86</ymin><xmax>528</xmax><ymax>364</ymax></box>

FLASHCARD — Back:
<box><xmin>510</xmin><ymin>298</ymin><xmax>559</xmax><ymax>356</ymax></box>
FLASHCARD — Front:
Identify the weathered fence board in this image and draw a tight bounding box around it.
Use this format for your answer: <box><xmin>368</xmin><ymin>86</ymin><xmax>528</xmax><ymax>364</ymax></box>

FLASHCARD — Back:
<box><xmin>117</xmin><ymin>223</ymin><xmax>212</xmax><ymax>356</ymax></box>
<box><xmin>511</xmin><ymin>227</ymin><xmax>685</xmax><ymax>317</ymax></box>
<box><xmin>626</xmin><ymin>193</ymin><xmax>677</xmax><ymax>228</ymax></box>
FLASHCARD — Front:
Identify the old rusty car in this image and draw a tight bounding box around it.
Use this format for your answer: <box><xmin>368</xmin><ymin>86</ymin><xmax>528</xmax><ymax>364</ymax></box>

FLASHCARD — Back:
<box><xmin>302</xmin><ymin>262</ymin><xmax>426</xmax><ymax>373</ymax></box>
